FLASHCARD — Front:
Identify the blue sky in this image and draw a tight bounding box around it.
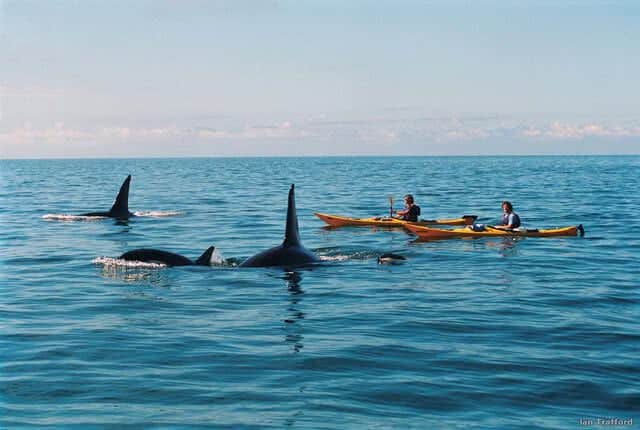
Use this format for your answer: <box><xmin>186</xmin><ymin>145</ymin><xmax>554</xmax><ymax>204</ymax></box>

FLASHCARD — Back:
<box><xmin>1</xmin><ymin>0</ymin><xmax>639</xmax><ymax>157</ymax></box>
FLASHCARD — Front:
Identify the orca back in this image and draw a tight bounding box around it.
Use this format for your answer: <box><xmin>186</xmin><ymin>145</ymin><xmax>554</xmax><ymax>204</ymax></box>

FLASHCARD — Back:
<box><xmin>240</xmin><ymin>184</ymin><xmax>319</xmax><ymax>268</ymax></box>
<box><xmin>240</xmin><ymin>244</ymin><xmax>318</xmax><ymax>268</ymax></box>
<box><xmin>119</xmin><ymin>249</ymin><xmax>193</xmax><ymax>266</ymax></box>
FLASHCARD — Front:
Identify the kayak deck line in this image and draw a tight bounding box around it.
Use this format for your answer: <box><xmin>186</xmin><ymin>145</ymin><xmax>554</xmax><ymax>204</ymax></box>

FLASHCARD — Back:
<box><xmin>404</xmin><ymin>223</ymin><xmax>585</xmax><ymax>239</ymax></box>
<box><xmin>314</xmin><ymin>213</ymin><xmax>477</xmax><ymax>228</ymax></box>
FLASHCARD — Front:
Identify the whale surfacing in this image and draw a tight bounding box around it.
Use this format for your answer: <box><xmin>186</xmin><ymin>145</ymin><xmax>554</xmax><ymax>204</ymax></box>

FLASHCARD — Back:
<box><xmin>81</xmin><ymin>175</ymin><xmax>134</xmax><ymax>219</ymax></box>
<box><xmin>119</xmin><ymin>247</ymin><xmax>216</xmax><ymax>267</ymax></box>
<box><xmin>240</xmin><ymin>184</ymin><xmax>319</xmax><ymax>268</ymax></box>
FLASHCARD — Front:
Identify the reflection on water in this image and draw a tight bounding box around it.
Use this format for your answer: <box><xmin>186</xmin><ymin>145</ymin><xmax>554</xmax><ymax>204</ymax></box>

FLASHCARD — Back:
<box><xmin>493</xmin><ymin>237</ymin><xmax>521</xmax><ymax>257</ymax></box>
<box><xmin>282</xmin><ymin>271</ymin><xmax>305</xmax><ymax>353</ymax></box>
<box><xmin>412</xmin><ymin>236</ymin><xmax>522</xmax><ymax>256</ymax></box>
<box><xmin>285</xmin><ymin>410</ymin><xmax>305</xmax><ymax>428</ymax></box>
<box><xmin>5</xmin><ymin>156</ymin><xmax>636</xmax><ymax>429</ymax></box>
<box><xmin>321</xmin><ymin>225</ymin><xmax>398</xmax><ymax>233</ymax></box>
<box><xmin>97</xmin><ymin>263</ymin><xmax>172</xmax><ymax>288</ymax></box>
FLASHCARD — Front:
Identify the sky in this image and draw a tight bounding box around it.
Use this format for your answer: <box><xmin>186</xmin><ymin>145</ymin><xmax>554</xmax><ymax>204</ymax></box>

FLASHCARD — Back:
<box><xmin>1</xmin><ymin>0</ymin><xmax>639</xmax><ymax>158</ymax></box>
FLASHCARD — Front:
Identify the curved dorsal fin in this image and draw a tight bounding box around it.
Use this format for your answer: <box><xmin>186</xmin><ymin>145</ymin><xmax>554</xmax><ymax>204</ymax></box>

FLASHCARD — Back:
<box><xmin>195</xmin><ymin>246</ymin><xmax>215</xmax><ymax>265</ymax></box>
<box><xmin>109</xmin><ymin>175</ymin><xmax>131</xmax><ymax>215</ymax></box>
<box><xmin>283</xmin><ymin>184</ymin><xmax>300</xmax><ymax>247</ymax></box>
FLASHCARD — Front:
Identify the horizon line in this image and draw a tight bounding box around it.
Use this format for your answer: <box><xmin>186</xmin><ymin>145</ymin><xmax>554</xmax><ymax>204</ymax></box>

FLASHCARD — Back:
<box><xmin>2</xmin><ymin>153</ymin><xmax>639</xmax><ymax>161</ymax></box>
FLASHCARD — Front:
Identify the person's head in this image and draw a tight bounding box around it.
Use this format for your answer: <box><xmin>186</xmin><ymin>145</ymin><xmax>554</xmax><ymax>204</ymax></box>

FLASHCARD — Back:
<box><xmin>404</xmin><ymin>194</ymin><xmax>414</xmax><ymax>205</ymax></box>
<box><xmin>501</xmin><ymin>201</ymin><xmax>513</xmax><ymax>213</ymax></box>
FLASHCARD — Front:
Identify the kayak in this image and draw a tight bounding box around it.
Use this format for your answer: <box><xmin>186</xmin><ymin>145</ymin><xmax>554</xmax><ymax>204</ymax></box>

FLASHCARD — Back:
<box><xmin>405</xmin><ymin>224</ymin><xmax>584</xmax><ymax>239</ymax></box>
<box><xmin>314</xmin><ymin>212</ymin><xmax>478</xmax><ymax>227</ymax></box>
<box><xmin>404</xmin><ymin>223</ymin><xmax>585</xmax><ymax>239</ymax></box>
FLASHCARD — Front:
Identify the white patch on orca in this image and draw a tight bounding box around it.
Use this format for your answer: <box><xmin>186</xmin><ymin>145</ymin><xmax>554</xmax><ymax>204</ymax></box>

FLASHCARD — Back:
<box><xmin>43</xmin><ymin>214</ymin><xmax>107</xmax><ymax>221</ymax></box>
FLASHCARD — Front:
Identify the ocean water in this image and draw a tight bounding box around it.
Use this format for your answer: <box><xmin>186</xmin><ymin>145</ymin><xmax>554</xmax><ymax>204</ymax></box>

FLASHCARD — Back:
<box><xmin>1</xmin><ymin>156</ymin><xmax>638</xmax><ymax>429</ymax></box>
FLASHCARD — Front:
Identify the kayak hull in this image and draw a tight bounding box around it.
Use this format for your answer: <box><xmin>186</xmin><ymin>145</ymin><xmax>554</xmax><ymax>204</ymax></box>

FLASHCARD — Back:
<box><xmin>314</xmin><ymin>213</ymin><xmax>477</xmax><ymax>227</ymax></box>
<box><xmin>405</xmin><ymin>223</ymin><xmax>584</xmax><ymax>239</ymax></box>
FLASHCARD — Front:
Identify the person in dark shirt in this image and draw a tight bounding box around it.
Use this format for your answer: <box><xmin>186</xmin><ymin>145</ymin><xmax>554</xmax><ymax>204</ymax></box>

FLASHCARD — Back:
<box><xmin>494</xmin><ymin>200</ymin><xmax>521</xmax><ymax>230</ymax></box>
<box><xmin>396</xmin><ymin>194</ymin><xmax>421</xmax><ymax>222</ymax></box>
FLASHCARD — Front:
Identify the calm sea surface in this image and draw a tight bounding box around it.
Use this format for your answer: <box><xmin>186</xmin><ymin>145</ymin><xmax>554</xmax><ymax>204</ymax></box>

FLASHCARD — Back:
<box><xmin>1</xmin><ymin>156</ymin><xmax>638</xmax><ymax>429</ymax></box>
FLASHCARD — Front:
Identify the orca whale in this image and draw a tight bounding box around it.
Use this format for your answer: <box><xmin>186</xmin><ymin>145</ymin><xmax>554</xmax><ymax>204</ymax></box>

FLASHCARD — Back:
<box><xmin>377</xmin><ymin>253</ymin><xmax>407</xmax><ymax>264</ymax></box>
<box><xmin>240</xmin><ymin>184</ymin><xmax>319</xmax><ymax>268</ymax></box>
<box><xmin>119</xmin><ymin>246</ymin><xmax>216</xmax><ymax>267</ymax></box>
<box><xmin>81</xmin><ymin>175</ymin><xmax>134</xmax><ymax>219</ymax></box>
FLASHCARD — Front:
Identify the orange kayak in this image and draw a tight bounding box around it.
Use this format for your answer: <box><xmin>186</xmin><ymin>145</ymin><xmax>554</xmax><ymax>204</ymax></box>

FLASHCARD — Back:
<box><xmin>404</xmin><ymin>223</ymin><xmax>584</xmax><ymax>239</ymax></box>
<box><xmin>314</xmin><ymin>212</ymin><xmax>477</xmax><ymax>228</ymax></box>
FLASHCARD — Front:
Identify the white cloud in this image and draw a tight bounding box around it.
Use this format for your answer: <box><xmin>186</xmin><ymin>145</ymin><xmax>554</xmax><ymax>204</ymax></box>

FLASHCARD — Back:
<box><xmin>522</xmin><ymin>126</ymin><xmax>542</xmax><ymax>137</ymax></box>
<box><xmin>1</xmin><ymin>116</ymin><xmax>639</xmax><ymax>157</ymax></box>
<box><xmin>0</xmin><ymin>85</ymin><xmax>63</xmax><ymax>98</ymax></box>
<box><xmin>194</xmin><ymin>121</ymin><xmax>310</xmax><ymax>140</ymax></box>
<box><xmin>0</xmin><ymin>120</ymin><xmax>309</xmax><ymax>148</ymax></box>
<box><xmin>521</xmin><ymin>122</ymin><xmax>640</xmax><ymax>139</ymax></box>
<box><xmin>0</xmin><ymin>122</ymin><xmax>93</xmax><ymax>144</ymax></box>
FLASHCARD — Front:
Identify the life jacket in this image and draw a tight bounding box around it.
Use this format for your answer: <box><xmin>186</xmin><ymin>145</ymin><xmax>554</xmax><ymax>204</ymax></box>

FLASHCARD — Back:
<box><xmin>502</xmin><ymin>212</ymin><xmax>521</xmax><ymax>228</ymax></box>
<box><xmin>405</xmin><ymin>205</ymin><xmax>420</xmax><ymax>222</ymax></box>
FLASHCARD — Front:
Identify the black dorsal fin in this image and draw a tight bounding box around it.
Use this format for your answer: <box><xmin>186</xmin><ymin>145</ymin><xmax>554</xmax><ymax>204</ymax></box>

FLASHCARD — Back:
<box><xmin>283</xmin><ymin>184</ymin><xmax>301</xmax><ymax>247</ymax></box>
<box><xmin>109</xmin><ymin>175</ymin><xmax>131</xmax><ymax>215</ymax></box>
<box><xmin>195</xmin><ymin>246</ymin><xmax>215</xmax><ymax>265</ymax></box>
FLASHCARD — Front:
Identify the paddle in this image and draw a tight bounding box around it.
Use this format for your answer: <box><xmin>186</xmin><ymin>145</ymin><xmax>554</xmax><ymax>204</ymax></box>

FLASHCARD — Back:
<box><xmin>389</xmin><ymin>195</ymin><xmax>393</xmax><ymax>218</ymax></box>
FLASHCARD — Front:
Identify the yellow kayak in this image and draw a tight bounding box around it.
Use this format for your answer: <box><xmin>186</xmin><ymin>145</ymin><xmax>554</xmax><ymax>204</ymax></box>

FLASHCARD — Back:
<box><xmin>314</xmin><ymin>212</ymin><xmax>477</xmax><ymax>227</ymax></box>
<box><xmin>404</xmin><ymin>223</ymin><xmax>584</xmax><ymax>239</ymax></box>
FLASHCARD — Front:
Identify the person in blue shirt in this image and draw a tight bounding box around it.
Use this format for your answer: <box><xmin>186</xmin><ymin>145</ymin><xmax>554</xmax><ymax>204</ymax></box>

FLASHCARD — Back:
<box><xmin>396</xmin><ymin>194</ymin><xmax>421</xmax><ymax>222</ymax></box>
<box><xmin>494</xmin><ymin>200</ymin><xmax>521</xmax><ymax>230</ymax></box>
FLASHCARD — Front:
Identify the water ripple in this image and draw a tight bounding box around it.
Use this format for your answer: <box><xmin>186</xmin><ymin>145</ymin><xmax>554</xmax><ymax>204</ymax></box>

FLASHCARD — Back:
<box><xmin>2</xmin><ymin>156</ymin><xmax>639</xmax><ymax>429</ymax></box>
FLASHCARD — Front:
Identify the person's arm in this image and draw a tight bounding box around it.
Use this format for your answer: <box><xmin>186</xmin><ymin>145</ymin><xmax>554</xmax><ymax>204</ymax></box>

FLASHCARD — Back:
<box><xmin>396</xmin><ymin>208</ymin><xmax>409</xmax><ymax>216</ymax></box>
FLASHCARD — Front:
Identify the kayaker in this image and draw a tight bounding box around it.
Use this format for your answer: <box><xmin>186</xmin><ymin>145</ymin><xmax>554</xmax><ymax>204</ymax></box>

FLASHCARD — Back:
<box><xmin>494</xmin><ymin>200</ymin><xmax>521</xmax><ymax>230</ymax></box>
<box><xmin>396</xmin><ymin>194</ymin><xmax>421</xmax><ymax>222</ymax></box>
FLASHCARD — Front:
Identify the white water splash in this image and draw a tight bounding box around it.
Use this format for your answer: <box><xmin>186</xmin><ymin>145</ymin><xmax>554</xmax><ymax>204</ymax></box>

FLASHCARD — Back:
<box><xmin>92</xmin><ymin>257</ymin><xmax>167</xmax><ymax>269</ymax></box>
<box><xmin>43</xmin><ymin>214</ymin><xmax>107</xmax><ymax>221</ymax></box>
<box><xmin>209</xmin><ymin>248</ymin><xmax>226</xmax><ymax>266</ymax></box>
<box><xmin>133</xmin><ymin>211</ymin><xmax>182</xmax><ymax>217</ymax></box>
<box><xmin>319</xmin><ymin>255</ymin><xmax>351</xmax><ymax>262</ymax></box>
<box><xmin>42</xmin><ymin>211</ymin><xmax>181</xmax><ymax>221</ymax></box>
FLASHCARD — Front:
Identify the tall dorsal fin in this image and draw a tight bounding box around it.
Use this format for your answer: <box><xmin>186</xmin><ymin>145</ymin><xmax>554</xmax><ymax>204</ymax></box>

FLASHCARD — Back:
<box><xmin>195</xmin><ymin>246</ymin><xmax>215</xmax><ymax>266</ymax></box>
<box><xmin>283</xmin><ymin>184</ymin><xmax>300</xmax><ymax>247</ymax></box>
<box><xmin>109</xmin><ymin>175</ymin><xmax>131</xmax><ymax>215</ymax></box>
